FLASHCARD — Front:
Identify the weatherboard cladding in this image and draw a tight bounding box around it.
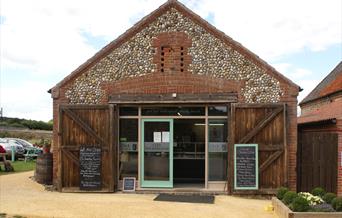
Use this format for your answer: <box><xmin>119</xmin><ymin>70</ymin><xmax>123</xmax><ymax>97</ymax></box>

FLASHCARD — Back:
<box><xmin>62</xmin><ymin>7</ymin><xmax>286</xmax><ymax>104</ymax></box>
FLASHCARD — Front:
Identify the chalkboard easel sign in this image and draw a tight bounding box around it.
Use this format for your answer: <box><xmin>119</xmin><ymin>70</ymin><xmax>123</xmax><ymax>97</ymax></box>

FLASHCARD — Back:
<box><xmin>234</xmin><ymin>144</ymin><xmax>258</xmax><ymax>190</ymax></box>
<box><xmin>123</xmin><ymin>177</ymin><xmax>136</xmax><ymax>192</ymax></box>
<box><xmin>79</xmin><ymin>146</ymin><xmax>102</xmax><ymax>190</ymax></box>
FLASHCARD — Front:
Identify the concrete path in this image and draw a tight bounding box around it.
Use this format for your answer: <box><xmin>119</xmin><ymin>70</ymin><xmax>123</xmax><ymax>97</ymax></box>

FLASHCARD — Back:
<box><xmin>0</xmin><ymin>171</ymin><xmax>276</xmax><ymax>218</ymax></box>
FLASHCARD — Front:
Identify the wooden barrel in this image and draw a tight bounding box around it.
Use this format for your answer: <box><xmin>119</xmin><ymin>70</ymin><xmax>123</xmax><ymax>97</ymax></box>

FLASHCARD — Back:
<box><xmin>35</xmin><ymin>153</ymin><xmax>53</xmax><ymax>185</ymax></box>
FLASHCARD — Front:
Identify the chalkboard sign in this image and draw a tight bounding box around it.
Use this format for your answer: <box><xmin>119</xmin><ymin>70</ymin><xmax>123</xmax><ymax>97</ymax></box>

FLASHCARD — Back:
<box><xmin>123</xmin><ymin>177</ymin><xmax>136</xmax><ymax>192</ymax></box>
<box><xmin>234</xmin><ymin>144</ymin><xmax>258</xmax><ymax>190</ymax></box>
<box><xmin>79</xmin><ymin>146</ymin><xmax>102</xmax><ymax>190</ymax></box>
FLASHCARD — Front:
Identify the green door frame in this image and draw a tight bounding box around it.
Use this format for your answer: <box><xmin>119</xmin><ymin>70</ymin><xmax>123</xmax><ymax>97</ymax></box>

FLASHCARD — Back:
<box><xmin>141</xmin><ymin>118</ymin><xmax>173</xmax><ymax>188</ymax></box>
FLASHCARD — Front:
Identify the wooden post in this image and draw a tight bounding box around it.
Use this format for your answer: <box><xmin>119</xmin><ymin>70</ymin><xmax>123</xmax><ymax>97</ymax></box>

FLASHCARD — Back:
<box><xmin>283</xmin><ymin>103</ymin><xmax>288</xmax><ymax>187</ymax></box>
<box><xmin>228</xmin><ymin>103</ymin><xmax>236</xmax><ymax>194</ymax></box>
<box><xmin>226</xmin><ymin>103</ymin><xmax>232</xmax><ymax>194</ymax></box>
<box><xmin>109</xmin><ymin>104</ymin><xmax>114</xmax><ymax>192</ymax></box>
<box><xmin>113</xmin><ymin>104</ymin><xmax>119</xmax><ymax>191</ymax></box>
<box><xmin>57</xmin><ymin>106</ymin><xmax>63</xmax><ymax>192</ymax></box>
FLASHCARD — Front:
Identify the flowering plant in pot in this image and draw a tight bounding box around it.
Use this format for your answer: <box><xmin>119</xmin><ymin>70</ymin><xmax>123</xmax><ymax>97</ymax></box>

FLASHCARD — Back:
<box><xmin>42</xmin><ymin>139</ymin><xmax>51</xmax><ymax>154</ymax></box>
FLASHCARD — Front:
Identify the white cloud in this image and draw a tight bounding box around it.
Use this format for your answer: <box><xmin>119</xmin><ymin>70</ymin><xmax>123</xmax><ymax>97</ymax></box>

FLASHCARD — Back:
<box><xmin>272</xmin><ymin>63</ymin><xmax>319</xmax><ymax>102</ymax></box>
<box><xmin>273</xmin><ymin>63</ymin><xmax>313</xmax><ymax>80</ymax></box>
<box><xmin>272</xmin><ymin>63</ymin><xmax>320</xmax><ymax>116</ymax></box>
<box><xmin>0</xmin><ymin>0</ymin><xmax>341</xmax><ymax>120</ymax></box>
<box><xmin>196</xmin><ymin>0</ymin><xmax>342</xmax><ymax>60</ymax></box>
<box><xmin>0</xmin><ymin>0</ymin><xmax>167</xmax><ymax>77</ymax></box>
<box><xmin>2</xmin><ymin>80</ymin><xmax>52</xmax><ymax>121</ymax></box>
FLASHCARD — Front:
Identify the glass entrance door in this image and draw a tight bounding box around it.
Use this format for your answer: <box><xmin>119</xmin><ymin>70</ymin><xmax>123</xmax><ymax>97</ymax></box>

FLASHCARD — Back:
<box><xmin>141</xmin><ymin>119</ymin><xmax>173</xmax><ymax>188</ymax></box>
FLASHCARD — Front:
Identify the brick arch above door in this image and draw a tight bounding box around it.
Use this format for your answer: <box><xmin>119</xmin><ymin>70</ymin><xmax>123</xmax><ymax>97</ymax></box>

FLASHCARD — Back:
<box><xmin>101</xmin><ymin>73</ymin><xmax>242</xmax><ymax>103</ymax></box>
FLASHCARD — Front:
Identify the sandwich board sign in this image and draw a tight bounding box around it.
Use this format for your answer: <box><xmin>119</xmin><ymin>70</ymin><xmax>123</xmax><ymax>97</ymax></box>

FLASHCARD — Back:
<box><xmin>123</xmin><ymin>177</ymin><xmax>136</xmax><ymax>192</ymax></box>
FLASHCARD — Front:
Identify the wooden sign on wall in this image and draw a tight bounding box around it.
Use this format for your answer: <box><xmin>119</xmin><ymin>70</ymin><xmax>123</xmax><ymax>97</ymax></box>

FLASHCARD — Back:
<box><xmin>79</xmin><ymin>146</ymin><xmax>102</xmax><ymax>190</ymax></box>
<box><xmin>234</xmin><ymin>144</ymin><xmax>258</xmax><ymax>190</ymax></box>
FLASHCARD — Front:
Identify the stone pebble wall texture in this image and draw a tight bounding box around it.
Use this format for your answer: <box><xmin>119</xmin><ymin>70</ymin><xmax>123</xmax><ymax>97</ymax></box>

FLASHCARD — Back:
<box><xmin>65</xmin><ymin>8</ymin><xmax>283</xmax><ymax>104</ymax></box>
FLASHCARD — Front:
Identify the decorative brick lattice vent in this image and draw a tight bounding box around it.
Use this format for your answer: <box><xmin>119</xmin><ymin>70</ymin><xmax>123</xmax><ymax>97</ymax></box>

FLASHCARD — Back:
<box><xmin>153</xmin><ymin>32</ymin><xmax>191</xmax><ymax>74</ymax></box>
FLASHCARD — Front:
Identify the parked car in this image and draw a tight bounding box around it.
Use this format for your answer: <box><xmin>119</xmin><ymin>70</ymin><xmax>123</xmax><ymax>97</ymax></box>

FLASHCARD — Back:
<box><xmin>0</xmin><ymin>138</ymin><xmax>25</xmax><ymax>160</ymax></box>
<box><xmin>4</xmin><ymin>138</ymin><xmax>42</xmax><ymax>154</ymax></box>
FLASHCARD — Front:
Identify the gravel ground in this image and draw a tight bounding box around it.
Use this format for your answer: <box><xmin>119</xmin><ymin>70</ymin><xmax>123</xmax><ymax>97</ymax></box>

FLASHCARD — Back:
<box><xmin>0</xmin><ymin>171</ymin><xmax>276</xmax><ymax>218</ymax></box>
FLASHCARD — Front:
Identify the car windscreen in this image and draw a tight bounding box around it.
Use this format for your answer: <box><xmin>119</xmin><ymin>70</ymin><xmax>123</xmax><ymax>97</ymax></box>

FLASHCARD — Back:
<box><xmin>18</xmin><ymin>140</ymin><xmax>32</xmax><ymax>147</ymax></box>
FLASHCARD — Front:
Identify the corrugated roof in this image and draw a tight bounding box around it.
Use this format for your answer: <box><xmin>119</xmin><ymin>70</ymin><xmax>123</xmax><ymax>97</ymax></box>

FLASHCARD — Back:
<box><xmin>300</xmin><ymin>61</ymin><xmax>342</xmax><ymax>105</ymax></box>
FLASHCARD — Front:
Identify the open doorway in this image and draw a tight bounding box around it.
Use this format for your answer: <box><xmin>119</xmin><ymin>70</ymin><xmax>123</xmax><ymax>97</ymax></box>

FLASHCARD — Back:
<box><xmin>173</xmin><ymin>119</ymin><xmax>205</xmax><ymax>188</ymax></box>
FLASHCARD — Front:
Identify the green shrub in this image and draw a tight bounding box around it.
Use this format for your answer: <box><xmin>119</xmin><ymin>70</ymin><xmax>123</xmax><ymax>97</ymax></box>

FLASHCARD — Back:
<box><xmin>311</xmin><ymin>187</ymin><xmax>326</xmax><ymax>197</ymax></box>
<box><xmin>323</xmin><ymin>192</ymin><xmax>337</xmax><ymax>204</ymax></box>
<box><xmin>332</xmin><ymin>197</ymin><xmax>342</xmax><ymax>212</ymax></box>
<box><xmin>276</xmin><ymin>187</ymin><xmax>289</xmax><ymax>200</ymax></box>
<box><xmin>0</xmin><ymin>117</ymin><xmax>52</xmax><ymax>131</ymax></box>
<box><xmin>290</xmin><ymin>196</ymin><xmax>310</xmax><ymax>212</ymax></box>
<box><xmin>283</xmin><ymin>191</ymin><xmax>298</xmax><ymax>205</ymax></box>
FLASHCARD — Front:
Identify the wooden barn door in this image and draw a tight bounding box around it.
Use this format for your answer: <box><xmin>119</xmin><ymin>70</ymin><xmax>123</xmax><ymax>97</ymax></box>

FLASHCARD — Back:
<box><xmin>57</xmin><ymin>105</ymin><xmax>118</xmax><ymax>192</ymax></box>
<box><xmin>230</xmin><ymin>103</ymin><xmax>287</xmax><ymax>194</ymax></box>
<box><xmin>297</xmin><ymin>132</ymin><xmax>338</xmax><ymax>193</ymax></box>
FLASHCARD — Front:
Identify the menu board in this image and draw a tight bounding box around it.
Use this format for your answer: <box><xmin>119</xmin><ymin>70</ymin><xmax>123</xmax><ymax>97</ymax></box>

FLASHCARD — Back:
<box><xmin>234</xmin><ymin>144</ymin><xmax>258</xmax><ymax>190</ymax></box>
<box><xmin>80</xmin><ymin>146</ymin><xmax>102</xmax><ymax>190</ymax></box>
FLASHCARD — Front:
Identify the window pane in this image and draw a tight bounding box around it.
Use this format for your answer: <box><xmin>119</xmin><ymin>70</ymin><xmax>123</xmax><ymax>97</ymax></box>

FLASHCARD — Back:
<box><xmin>142</xmin><ymin>107</ymin><xmax>205</xmax><ymax>116</ymax></box>
<box><xmin>119</xmin><ymin>119</ymin><xmax>138</xmax><ymax>180</ymax></box>
<box><xmin>208</xmin><ymin>106</ymin><xmax>227</xmax><ymax>116</ymax></box>
<box><xmin>144</xmin><ymin>122</ymin><xmax>170</xmax><ymax>181</ymax></box>
<box><xmin>174</xmin><ymin>119</ymin><xmax>205</xmax><ymax>183</ymax></box>
<box><xmin>119</xmin><ymin>107</ymin><xmax>138</xmax><ymax>116</ymax></box>
<box><xmin>208</xmin><ymin>119</ymin><xmax>228</xmax><ymax>181</ymax></box>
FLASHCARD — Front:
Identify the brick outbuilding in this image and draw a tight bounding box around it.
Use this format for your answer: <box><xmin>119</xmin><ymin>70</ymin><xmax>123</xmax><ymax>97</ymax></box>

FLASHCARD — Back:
<box><xmin>298</xmin><ymin>61</ymin><xmax>342</xmax><ymax>196</ymax></box>
<box><xmin>49</xmin><ymin>0</ymin><xmax>299</xmax><ymax>193</ymax></box>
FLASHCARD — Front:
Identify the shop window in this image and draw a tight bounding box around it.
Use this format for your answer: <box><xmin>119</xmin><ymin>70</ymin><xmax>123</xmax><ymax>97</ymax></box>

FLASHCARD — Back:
<box><xmin>119</xmin><ymin>107</ymin><xmax>138</xmax><ymax>116</ymax></box>
<box><xmin>208</xmin><ymin>119</ymin><xmax>228</xmax><ymax>181</ymax></box>
<box><xmin>119</xmin><ymin>119</ymin><xmax>138</xmax><ymax>180</ymax></box>
<box><xmin>174</xmin><ymin>119</ymin><xmax>205</xmax><ymax>183</ymax></box>
<box><xmin>208</xmin><ymin>106</ymin><xmax>227</xmax><ymax>116</ymax></box>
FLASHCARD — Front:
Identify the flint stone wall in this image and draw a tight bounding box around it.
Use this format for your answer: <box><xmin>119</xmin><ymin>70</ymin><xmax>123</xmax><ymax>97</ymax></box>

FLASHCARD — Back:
<box><xmin>65</xmin><ymin>8</ymin><xmax>283</xmax><ymax>104</ymax></box>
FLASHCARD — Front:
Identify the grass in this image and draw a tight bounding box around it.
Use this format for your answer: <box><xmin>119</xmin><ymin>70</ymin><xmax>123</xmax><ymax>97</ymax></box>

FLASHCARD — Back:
<box><xmin>0</xmin><ymin>160</ymin><xmax>36</xmax><ymax>176</ymax></box>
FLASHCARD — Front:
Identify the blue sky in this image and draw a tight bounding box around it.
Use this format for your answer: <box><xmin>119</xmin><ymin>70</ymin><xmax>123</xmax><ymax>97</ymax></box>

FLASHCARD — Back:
<box><xmin>0</xmin><ymin>0</ymin><xmax>341</xmax><ymax>121</ymax></box>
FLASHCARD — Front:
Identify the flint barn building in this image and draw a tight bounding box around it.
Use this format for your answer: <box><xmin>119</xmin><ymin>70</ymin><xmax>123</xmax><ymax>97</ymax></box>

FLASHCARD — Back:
<box><xmin>49</xmin><ymin>0</ymin><xmax>300</xmax><ymax>194</ymax></box>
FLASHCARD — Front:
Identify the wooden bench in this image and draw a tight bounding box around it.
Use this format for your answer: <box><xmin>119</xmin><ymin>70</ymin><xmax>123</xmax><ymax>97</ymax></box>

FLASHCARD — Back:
<box><xmin>24</xmin><ymin>148</ymin><xmax>38</xmax><ymax>162</ymax></box>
